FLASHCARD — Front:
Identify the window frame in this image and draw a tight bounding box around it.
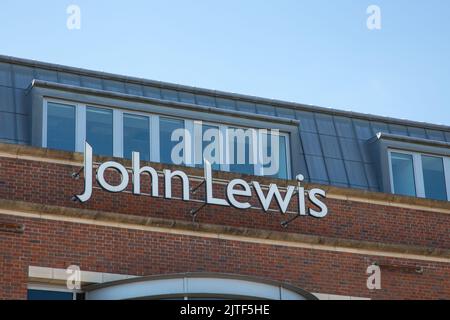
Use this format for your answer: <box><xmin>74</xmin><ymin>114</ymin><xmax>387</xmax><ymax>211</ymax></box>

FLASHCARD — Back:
<box><xmin>42</xmin><ymin>98</ymin><xmax>292</xmax><ymax>179</ymax></box>
<box><xmin>388</xmin><ymin>149</ymin><xmax>450</xmax><ymax>201</ymax></box>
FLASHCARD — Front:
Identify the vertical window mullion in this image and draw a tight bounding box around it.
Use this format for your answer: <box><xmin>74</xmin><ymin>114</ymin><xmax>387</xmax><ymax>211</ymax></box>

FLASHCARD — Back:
<box><xmin>220</xmin><ymin>125</ymin><xmax>230</xmax><ymax>172</ymax></box>
<box><xmin>443</xmin><ymin>157</ymin><xmax>450</xmax><ymax>201</ymax></box>
<box><xmin>413</xmin><ymin>153</ymin><xmax>425</xmax><ymax>198</ymax></box>
<box><xmin>42</xmin><ymin>100</ymin><xmax>48</xmax><ymax>148</ymax></box>
<box><xmin>184</xmin><ymin>119</ymin><xmax>194</xmax><ymax>167</ymax></box>
<box><xmin>150</xmin><ymin>115</ymin><xmax>160</xmax><ymax>163</ymax></box>
<box><xmin>75</xmin><ymin>103</ymin><xmax>86</xmax><ymax>153</ymax></box>
<box><xmin>113</xmin><ymin>109</ymin><xmax>123</xmax><ymax>157</ymax></box>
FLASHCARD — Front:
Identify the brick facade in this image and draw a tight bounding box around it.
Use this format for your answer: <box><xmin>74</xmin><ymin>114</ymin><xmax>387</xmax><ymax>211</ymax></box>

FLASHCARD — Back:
<box><xmin>0</xmin><ymin>145</ymin><xmax>449</xmax><ymax>300</ymax></box>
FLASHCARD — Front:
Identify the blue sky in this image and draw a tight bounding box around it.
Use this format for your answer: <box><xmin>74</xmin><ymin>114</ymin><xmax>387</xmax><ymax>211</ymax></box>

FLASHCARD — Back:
<box><xmin>1</xmin><ymin>0</ymin><xmax>449</xmax><ymax>125</ymax></box>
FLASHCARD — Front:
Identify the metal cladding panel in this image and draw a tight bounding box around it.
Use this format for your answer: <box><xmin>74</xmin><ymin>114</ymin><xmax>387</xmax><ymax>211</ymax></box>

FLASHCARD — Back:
<box><xmin>407</xmin><ymin>126</ymin><xmax>427</xmax><ymax>139</ymax></box>
<box><xmin>237</xmin><ymin>101</ymin><xmax>256</xmax><ymax>113</ymax></box>
<box><xmin>0</xmin><ymin>86</ymin><xmax>15</xmax><ymax>113</ymax></box>
<box><xmin>353</xmin><ymin>119</ymin><xmax>373</xmax><ymax>140</ymax></box>
<box><xmin>0</xmin><ymin>111</ymin><xmax>16</xmax><ymax>140</ymax></box>
<box><xmin>81</xmin><ymin>76</ymin><xmax>104</xmax><ymax>90</ymax></box>
<box><xmin>34</xmin><ymin>68</ymin><xmax>58</xmax><ymax>82</ymax></box>
<box><xmin>334</xmin><ymin>116</ymin><xmax>355</xmax><ymax>138</ymax></box>
<box><xmin>179</xmin><ymin>91</ymin><xmax>196</xmax><ymax>104</ymax></box>
<box><xmin>12</xmin><ymin>65</ymin><xmax>34</xmax><ymax>89</ymax></box>
<box><xmin>305</xmin><ymin>154</ymin><xmax>329</xmax><ymax>183</ymax></box>
<box><xmin>345</xmin><ymin>160</ymin><xmax>368</xmax><ymax>188</ymax></box>
<box><xmin>301</xmin><ymin>132</ymin><xmax>323</xmax><ymax>156</ymax></box>
<box><xmin>256</xmin><ymin>104</ymin><xmax>276</xmax><ymax>116</ymax></box>
<box><xmin>125</xmin><ymin>83</ymin><xmax>143</xmax><ymax>96</ymax></box>
<box><xmin>370</xmin><ymin>121</ymin><xmax>389</xmax><ymax>135</ymax></box>
<box><xmin>58</xmin><ymin>72</ymin><xmax>81</xmax><ymax>86</ymax></box>
<box><xmin>388</xmin><ymin>123</ymin><xmax>408</xmax><ymax>135</ymax></box>
<box><xmin>319</xmin><ymin>135</ymin><xmax>342</xmax><ymax>159</ymax></box>
<box><xmin>0</xmin><ymin>62</ymin><xmax>12</xmax><ymax>86</ymax></box>
<box><xmin>339</xmin><ymin>138</ymin><xmax>362</xmax><ymax>162</ymax></box>
<box><xmin>161</xmin><ymin>89</ymin><xmax>179</xmax><ymax>102</ymax></box>
<box><xmin>296</xmin><ymin>111</ymin><xmax>317</xmax><ymax>132</ymax></box>
<box><xmin>142</xmin><ymin>86</ymin><xmax>161</xmax><ymax>99</ymax></box>
<box><xmin>103</xmin><ymin>79</ymin><xmax>126</xmax><ymax>93</ymax></box>
<box><xmin>196</xmin><ymin>94</ymin><xmax>216</xmax><ymax>107</ymax></box>
<box><xmin>277</xmin><ymin>107</ymin><xmax>296</xmax><ymax>119</ymax></box>
<box><xmin>315</xmin><ymin>114</ymin><xmax>336</xmax><ymax>136</ymax></box>
<box><xmin>426</xmin><ymin>129</ymin><xmax>446</xmax><ymax>142</ymax></box>
<box><xmin>325</xmin><ymin>157</ymin><xmax>348</xmax><ymax>185</ymax></box>
<box><xmin>216</xmin><ymin>98</ymin><xmax>236</xmax><ymax>110</ymax></box>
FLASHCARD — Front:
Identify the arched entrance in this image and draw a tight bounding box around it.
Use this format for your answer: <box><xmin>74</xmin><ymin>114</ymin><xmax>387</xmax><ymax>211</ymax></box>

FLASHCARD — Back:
<box><xmin>85</xmin><ymin>273</ymin><xmax>316</xmax><ymax>300</ymax></box>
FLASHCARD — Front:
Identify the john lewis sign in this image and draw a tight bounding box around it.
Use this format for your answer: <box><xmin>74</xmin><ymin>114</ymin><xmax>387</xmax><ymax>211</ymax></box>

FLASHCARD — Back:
<box><xmin>76</xmin><ymin>142</ymin><xmax>328</xmax><ymax>218</ymax></box>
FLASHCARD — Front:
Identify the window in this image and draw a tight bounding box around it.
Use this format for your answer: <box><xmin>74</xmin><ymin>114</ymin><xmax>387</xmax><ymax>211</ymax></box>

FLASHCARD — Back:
<box><xmin>27</xmin><ymin>289</ymin><xmax>75</xmax><ymax>300</ymax></box>
<box><xmin>86</xmin><ymin>107</ymin><xmax>113</xmax><ymax>156</ymax></box>
<box><xmin>46</xmin><ymin>102</ymin><xmax>75</xmax><ymax>152</ymax></box>
<box><xmin>197</xmin><ymin>124</ymin><xmax>221</xmax><ymax>171</ymax></box>
<box><xmin>262</xmin><ymin>133</ymin><xmax>289</xmax><ymax>180</ymax></box>
<box><xmin>42</xmin><ymin>99</ymin><xmax>292</xmax><ymax>179</ymax></box>
<box><xmin>390</xmin><ymin>152</ymin><xmax>416</xmax><ymax>197</ymax></box>
<box><xmin>160</xmin><ymin>117</ymin><xmax>185</xmax><ymax>165</ymax></box>
<box><xmin>123</xmin><ymin>113</ymin><xmax>150</xmax><ymax>161</ymax></box>
<box><xmin>422</xmin><ymin>155</ymin><xmax>447</xmax><ymax>201</ymax></box>
<box><xmin>389</xmin><ymin>150</ymin><xmax>450</xmax><ymax>201</ymax></box>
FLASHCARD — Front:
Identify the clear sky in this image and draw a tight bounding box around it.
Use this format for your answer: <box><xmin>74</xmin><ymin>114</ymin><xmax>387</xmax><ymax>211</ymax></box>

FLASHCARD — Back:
<box><xmin>1</xmin><ymin>0</ymin><xmax>449</xmax><ymax>125</ymax></box>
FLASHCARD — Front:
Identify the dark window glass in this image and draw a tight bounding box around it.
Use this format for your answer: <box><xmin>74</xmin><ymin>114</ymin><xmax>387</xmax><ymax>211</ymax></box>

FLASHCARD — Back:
<box><xmin>86</xmin><ymin>107</ymin><xmax>113</xmax><ymax>156</ymax></box>
<box><xmin>422</xmin><ymin>155</ymin><xmax>447</xmax><ymax>201</ymax></box>
<box><xmin>160</xmin><ymin>117</ymin><xmax>185</xmax><ymax>165</ymax></box>
<box><xmin>47</xmin><ymin>102</ymin><xmax>75</xmax><ymax>152</ymax></box>
<box><xmin>123</xmin><ymin>114</ymin><xmax>150</xmax><ymax>161</ymax></box>
<box><xmin>391</xmin><ymin>153</ymin><xmax>416</xmax><ymax>197</ymax></box>
<box><xmin>27</xmin><ymin>289</ymin><xmax>74</xmax><ymax>300</ymax></box>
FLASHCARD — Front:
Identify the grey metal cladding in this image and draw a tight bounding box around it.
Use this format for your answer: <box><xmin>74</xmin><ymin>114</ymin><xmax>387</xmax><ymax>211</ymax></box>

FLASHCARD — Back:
<box><xmin>0</xmin><ymin>62</ymin><xmax>12</xmax><ymax>86</ymax></box>
<box><xmin>426</xmin><ymin>129</ymin><xmax>446</xmax><ymax>142</ymax></box>
<box><xmin>12</xmin><ymin>65</ymin><xmax>34</xmax><ymax>89</ymax></box>
<box><xmin>358</xmin><ymin>140</ymin><xmax>372</xmax><ymax>163</ymax></box>
<box><xmin>353</xmin><ymin>119</ymin><xmax>373</xmax><ymax>140</ymax></box>
<box><xmin>304</xmin><ymin>154</ymin><xmax>328</xmax><ymax>183</ymax></box>
<box><xmin>315</xmin><ymin>114</ymin><xmax>336</xmax><ymax>136</ymax></box>
<box><xmin>102</xmin><ymin>79</ymin><xmax>126</xmax><ymax>93</ymax></box>
<box><xmin>334</xmin><ymin>116</ymin><xmax>355</xmax><ymax>138</ymax></box>
<box><xmin>34</xmin><ymin>68</ymin><xmax>58</xmax><ymax>82</ymax></box>
<box><xmin>0</xmin><ymin>86</ymin><xmax>15</xmax><ymax>112</ymax></box>
<box><xmin>371</xmin><ymin>121</ymin><xmax>389</xmax><ymax>135</ymax></box>
<box><xmin>388</xmin><ymin>124</ymin><xmax>408</xmax><ymax>135</ymax></box>
<box><xmin>14</xmin><ymin>89</ymin><xmax>28</xmax><ymax>114</ymax></box>
<box><xmin>142</xmin><ymin>86</ymin><xmax>161</xmax><ymax>99</ymax></box>
<box><xmin>179</xmin><ymin>91</ymin><xmax>196</xmax><ymax>104</ymax></box>
<box><xmin>295</xmin><ymin>111</ymin><xmax>317</xmax><ymax>132</ymax></box>
<box><xmin>301</xmin><ymin>132</ymin><xmax>323</xmax><ymax>156</ymax></box>
<box><xmin>319</xmin><ymin>135</ymin><xmax>342</xmax><ymax>159</ymax></box>
<box><xmin>0</xmin><ymin>111</ymin><xmax>16</xmax><ymax>140</ymax></box>
<box><xmin>126</xmin><ymin>83</ymin><xmax>143</xmax><ymax>96</ymax></box>
<box><xmin>161</xmin><ymin>89</ymin><xmax>179</xmax><ymax>102</ymax></box>
<box><xmin>324</xmin><ymin>158</ymin><xmax>348</xmax><ymax>185</ymax></box>
<box><xmin>364</xmin><ymin>163</ymin><xmax>379</xmax><ymax>189</ymax></box>
<box><xmin>256</xmin><ymin>104</ymin><xmax>276</xmax><ymax>116</ymax></box>
<box><xmin>196</xmin><ymin>95</ymin><xmax>216</xmax><ymax>107</ymax></box>
<box><xmin>408</xmin><ymin>126</ymin><xmax>427</xmax><ymax>139</ymax></box>
<box><xmin>277</xmin><ymin>107</ymin><xmax>296</xmax><ymax>119</ymax></box>
<box><xmin>216</xmin><ymin>98</ymin><xmax>236</xmax><ymax>110</ymax></box>
<box><xmin>339</xmin><ymin>138</ymin><xmax>362</xmax><ymax>161</ymax></box>
<box><xmin>237</xmin><ymin>101</ymin><xmax>255</xmax><ymax>113</ymax></box>
<box><xmin>445</xmin><ymin>132</ymin><xmax>450</xmax><ymax>143</ymax></box>
<box><xmin>345</xmin><ymin>160</ymin><xmax>368</xmax><ymax>188</ymax></box>
<box><xmin>81</xmin><ymin>76</ymin><xmax>104</xmax><ymax>90</ymax></box>
<box><xmin>297</xmin><ymin>154</ymin><xmax>310</xmax><ymax>181</ymax></box>
<box><xmin>16</xmin><ymin>114</ymin><xmax>29</xmax><ymax>142</ymax></box>
<box><xmin>58</xmin><ymin>72</ymin><xmax>81</xmax><ymax>86</ymax></box>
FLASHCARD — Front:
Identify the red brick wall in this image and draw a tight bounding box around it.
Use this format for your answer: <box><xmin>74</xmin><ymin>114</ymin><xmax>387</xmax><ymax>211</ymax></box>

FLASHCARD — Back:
<box><xmin>0</xmin><ymin>214</ymin><xmax>449</xmax><ymax>300</ymax></box>
<box><xmin>0</xmin><ymin>155</ymin><xmax>449</xmax><ymax>300</ymax></box>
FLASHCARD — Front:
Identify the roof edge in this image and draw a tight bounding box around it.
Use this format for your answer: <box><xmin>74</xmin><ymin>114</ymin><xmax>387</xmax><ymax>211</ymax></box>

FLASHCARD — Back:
<box><xmin>2</xmin><ymin>54</ymin><xmax>450</xmax><ymax>132</ymax></box>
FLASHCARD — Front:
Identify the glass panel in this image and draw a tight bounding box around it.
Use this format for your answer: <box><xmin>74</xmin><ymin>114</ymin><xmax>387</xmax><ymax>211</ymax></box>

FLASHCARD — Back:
<box><xmin>229</xmin><ymin>128</ymin><xmax>255</xmax><ymax>175</ymax></box>
<box><xmin>391</xmin><ymin>153</ymin><xmax>416</xmax><ymax>197</ymax></box>
<box><xmin>27</xmin><ymin>289</ymin><xmax>73</xmax><ymax>300</ymax></box>
<box><xmin>262</xmin><ymin>134</ymin><xmax>288</xmax><ymax>179</ymax></box>
<box><xmin>197</xmin><ymin>124</ymin><xmax>220</xmax><ymax>171</ymax></box>
<box><xmin>86</xmin><ymin>107</ymin><xmax>113</xmax><ymax>156</ymax></box>
<box><xmin>160</xmin><ymin>117</ymin><xmax>185</xmax><ymax>165</ymax></box>
<box><xmin>422</xmin><ymin>155</ymin><xmax>447</xmax><ymax>201</ymax></box>
<box><xmin>47</xmin><ymin>102</ymin><xmax>75</xmax><ymax>152</ymax></box>
<box><xmin>123</xmin><ymin>114</ymin><xmax>150</xmax><ymax>161</ymax></box>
